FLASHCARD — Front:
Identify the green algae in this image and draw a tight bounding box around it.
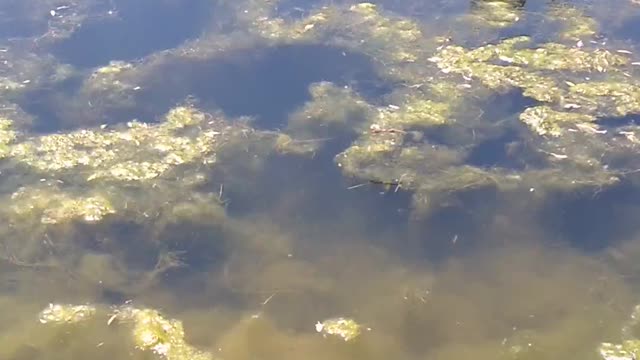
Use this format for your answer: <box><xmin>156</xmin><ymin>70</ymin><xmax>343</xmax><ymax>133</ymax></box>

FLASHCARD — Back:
<box><xmin>519</xmin><ymin>106</ymin><xmax>597</xmax><ymax>137</ymax></box>
<box><xmin>547</xmin><ymin>5</ymin><xmax>599</xmax><ymax>41</ymax></box>
<box><xmin>8</xmin><ymin>105</ymin><xmax>229</xmax><ymax>181</ymax></box>
<box><xmin>39</xmin><ymin>303</ymin><xmax>214</xmax><ymax>360</ymax></box>
<box><xmin>468</xmin><ymin>0</ymin><xmax>524</xmax><ymax>28</ymax></box>
<box><xmin>315</xmin><ymin>317</ymin><xmax>366</xmax><ymax>342</ymax></box>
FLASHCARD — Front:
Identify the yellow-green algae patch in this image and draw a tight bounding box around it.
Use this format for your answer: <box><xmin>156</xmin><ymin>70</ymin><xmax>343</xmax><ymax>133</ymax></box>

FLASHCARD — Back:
<box><xmin>431</xmin><ymin>36</ymin><xmax>629</xmax><ymax>77</ymax></box>
<box><xmin>10</xmin><ymin>186</ymin><xmax>116</xmax><ymax>224</ymax></box>
<box><xmin>519</xmin><ymin>106</ymin><xmax>597</xmax><ymax>137</ymax></box>
<box><xmin>376</xmin><ymin>95</ymin><xmax>451</xmax><ymax>129</ymax></box>
<box><xmin>8</xmin><ymin>105</ymin><xmax>229</xmax><ymax>182</ymax></box>
<box><xmin>239</xmin><ymin>2</ymin><xmax>425</xmax><ymax>65</ymax></box>
<box><xmin>0</xmin><ymin>116</ymin><xmax>17</xmax><ymax>158</ymax></box>
<box><xmin>599</xmin><ymin>304</ymin><xmax>640</xmax><ymax>360</ymax></box>
<box><xmin>219</xmin><ymin>0</ymin><xmax>640</xmax><ymax>216</ymax></box>
<box><xmin>428</xmin><ymin>34</ymin><xmax>640</xmax><ymax>136</ymax></box>
<box><xmin>94</xmin><ymin>61</ymin><xmax>134</xmax><ymax>75</ymax></box>
<box><xmin>568</xmin><ymin>81</ymin><xmax>640</xmax><ymax>117</ymax></box>
<box><xmin>468</xmin><ymin>0</ymin><xmax>524</xmax><ymax>28</ymax></box>
<box><xmin>39</xmin><ymin>303</ymin><xmax>214</xmax><ymax>360</ymax></box>
<box><xmin>547</xmin><ymin>4</ymin><xmax>599</xmax><ymax>41</ymax></box>
<box><xmin>39</xmin><ymin>303</ymin><xmax>97</xmax><ymax>324</ymax></box>
<box><xmin>285</xmin><ymin>82</ymin><xmax>374</xmax><ymax>149</ymax></box>
<box><xmin>315</xmin><ymin>317</ymin><xmax>366</xmax><ymax>342</ymax></box>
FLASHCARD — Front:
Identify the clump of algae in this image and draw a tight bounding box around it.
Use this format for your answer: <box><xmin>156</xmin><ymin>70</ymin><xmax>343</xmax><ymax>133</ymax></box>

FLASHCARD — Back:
<box><xmin>282</xmin><ymin>82</ymin><xmax>374</xmax><ymax>154</ymax></box>
<box><xmin>519</xmin><ymin>106</ymin><xmax>597</xmax><ymax>137</ymax></box>
<box><xmin>118</xmin><ymin>307</ymin><xmax>213</xmax><ymax>360</ymax></box>
<box><xmin>39</xmin><ymin>303</ymin><xmax>213</xmax><ymax>360</ymax></box>
<box><xmin>80</xmin><ymin>60</ymin><xmax>140</xmax><ymax>110</ymax></box>
<box><xmin>240</xmin><ymin>2</ymin><xmax>424</xmax><ymax>64</ymax></box>
<box><xmin>0</xmin><ymin>117</ymin><xmax>17</xmax><ymax>158</ymax></box>
<box><xmin>10</xmin><ymin>186</ymin><xmax>116</xmax><ymax>224</ymax></box>
<box><xmin>333</xmin><ymin>82</ymin><xmax>464</xmax><ymax>179</ymax></box>
<box><xmin>431</xmin><ymin>36</ymin><xmax>629</xmax><ymax>76</ymax></box>
<box><xmin>600</xmin><ymin>341</ymin><xmax>640</xmax><ymax>360</ymax></box>
<box><xmin>315</xmin><ymin>317</ymin><xmax>367</xmax><ymax>342</ymax></box>
<box><xmin>568</xmin><ymin>81</ymin><xmax>640</xmax><ymax>117</ymax></box>
<box><xmin>287</xmin><ymin>82</ymin><xmax>373</xmax><ymax>132</ymax></box>
<box><xmin>347</xmin><ymin>2</ymin><xmax>423</xmax><ymax>62</ymax></box>
<box><xmin>39</xmin><ymin>303</ymin><xmax>97</xmax><ymax>324</ymax></box>
<box><xmin>225</xmin><ymin>0</ymin><xmax>640</xmax><ymax>216</ymax></box>
<box><xmin>0</xmin><ymin>102</ymin><xmax>262</xmax><ymax>273</ymax></box>
<box><xmin>547</xmin><ymin>4</ymin><xmax>599</xmax><ymax>41</ymax></box>
<box><xmin>428</xmin><ymin>34</ymin><xmax>638</xmax><ymax>136</ymax></box>
<box><xmin>599</xmin><ymin>304</ymin><xmax>640</xmax><ymax>360</ymax></box>
<box><xmin>8</xmin><ymin>104</ymin><xmax>227</xmax><ymax>182</ymax></box>
<box><xmin>94</xmin><ymin>61</ymin><xmax>134</xmax><ymax>76</ymax></box>
<box><xmin>468</xmin><ymin>0</ymin><xmax>524</xmax><ymax>28</ymax></box>
<box><xmin>377</xmin><ymin>96</ymin><xmax>451</xmax><ymax>128</ymax></box>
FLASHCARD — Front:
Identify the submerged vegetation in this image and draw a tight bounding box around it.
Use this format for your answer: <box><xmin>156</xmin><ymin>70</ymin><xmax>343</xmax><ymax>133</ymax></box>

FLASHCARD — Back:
<box><xmin>1</xmin><ymin>0</ymin><xmax>640</xmax><ymax>359</ymax></box>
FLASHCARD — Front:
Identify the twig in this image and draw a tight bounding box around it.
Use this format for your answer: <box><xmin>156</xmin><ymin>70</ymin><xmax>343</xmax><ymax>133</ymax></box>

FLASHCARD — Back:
<box><xmin>347</xmin><ymin>183</ymin><xmax>367</xmax><ymax>190</ymax></box>
<box><xmin>261</xmin><ymin>293</ymin><xmax>276</xmax><ymax>305</ymax></box>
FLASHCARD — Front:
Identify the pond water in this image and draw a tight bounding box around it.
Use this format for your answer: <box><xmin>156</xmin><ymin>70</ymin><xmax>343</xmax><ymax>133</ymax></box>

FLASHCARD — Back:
<box><xmin>1</xmin><ymin>0</ymin><xmax>640</xmax><ymax>359</ymax></box>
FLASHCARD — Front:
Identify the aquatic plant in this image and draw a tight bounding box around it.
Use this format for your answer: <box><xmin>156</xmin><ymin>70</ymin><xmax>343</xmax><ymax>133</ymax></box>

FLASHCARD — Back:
<box><xmin>39</xmin><ymin>303</ymin><xmax>214</xmax><ymax>360</ymax></box>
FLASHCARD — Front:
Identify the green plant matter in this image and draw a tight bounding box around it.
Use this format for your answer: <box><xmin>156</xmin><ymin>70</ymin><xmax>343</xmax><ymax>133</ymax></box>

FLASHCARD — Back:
<box><xmin>39</xmin><ymin>303</ymin><xmax>214</xmax><ymax>360</ymax></box>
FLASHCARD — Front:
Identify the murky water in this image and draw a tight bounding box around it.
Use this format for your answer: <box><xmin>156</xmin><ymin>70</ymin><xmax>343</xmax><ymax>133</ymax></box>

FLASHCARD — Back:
<box><xmin>1</xmin><ymin>0</ymin><xmax>640</xmax><ymax>359</ymax></box>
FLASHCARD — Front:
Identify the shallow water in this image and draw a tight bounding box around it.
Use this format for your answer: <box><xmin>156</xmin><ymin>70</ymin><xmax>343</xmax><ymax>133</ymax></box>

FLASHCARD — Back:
<box><xmin>1</xmin><ymin>0</ymin><xmax>640</xmax><ymax>359</ymax></box>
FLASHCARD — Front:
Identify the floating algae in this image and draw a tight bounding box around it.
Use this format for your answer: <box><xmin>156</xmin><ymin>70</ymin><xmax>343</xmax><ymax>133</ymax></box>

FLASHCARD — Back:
<box><xmin>236</xmin><ymin>2</ymin><xmax>425</xmax><ymax>67</ymax></box>
<box><xmin>0</xmin><ymin>101</ymin><xmax>281</xmax><ymax>278</ymax></box>
<box><xmin>212</xmin><ymin>0</ymin><xmax>640</xmax><ymax>216</ymax></box>
<box><xmin>519</xmin><ymin>106</ymin><xmax>597</xmax><ymax>137</ymax></box>
<box><xmin>468</xmin><ymin>0</ymin><xmax>525</xmax><ymax>28</ymax></box>
<box><xmin>39</xmin><ymin>303</ymin><xmax>97</xmax><ymax>324</ymax></box>
<box><xmin>599</xmin><ymin>304</ymin><xmax>640</xmax><ymax>360</ymax></box>
<box><xmin>39</xmin><ymin>303</ymin><xmax>213</xmax><ymax>360</ymax></box>
<box><xmin>7</xmin><ymin>104</ymin><xmax>232</xmax><ymax>181</ymax></box>
<box><xmin>547</xmin><ymin>4</ymin><xmax>599</xmax><ymax>41</ymax></box>
<box><xmin>10</xmin><ymin>186</ymin><xmax>116</xmax><ymax>225</ymax></box>
<box><xmin>315</xmin><ymin>317</ymin><xmax>367</xmax><ymax>342</ymax></box>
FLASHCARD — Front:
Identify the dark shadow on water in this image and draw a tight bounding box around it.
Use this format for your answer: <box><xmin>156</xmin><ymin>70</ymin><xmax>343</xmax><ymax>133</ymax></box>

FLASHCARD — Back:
<box><xmin>50</xmin><ymin>0</ymin><xmax>215</xmax><ymax>68</ymax></box>
<box><xmin>614</xmin><ymin>14</ymin><xmax>640</xmax><ymax>43</ymax></box>
<box><xmin>423</xmin><ymin>88</ymin><xmax>545</xmax><ymax>170</ymax></box>
<box><xmin>18</xmin><ymin>43</ymin><xmax>391</xmax><ymax>134</ymax></box>
<box><xmin>80</xmin><ymin>219</ymin><xmax>231</xmax><ymax>303</ymax></box>
<box><xmin>16</xmin><ymin>75</ymin><xmax>89</xmax><ymax>133</ymax></box>
<box><xmin>595</xmin><ymin>113</ymin><xmax>640</xmax><ymax>129</ymax></box>
<box><xmin>463</xmin><ymin>89</ymin><xmax>542</xmax><ymax>170</ymax></box>
<box><xmin>537</xmin><ymin>180</ymin><xmax>640</xmax><ymax>252</ymax></box>
<box><xmin>136</xmin><ymin>43</ymin><xmax>391</xmax><ymax>130</ymax></box>
<box><xmin>0</xmin><ymin>1</ymin><xmax>47</xmax><ymax>39</ymax></box>
<box><xmin>222</xmin><ymin>135</ymin><xmax>413</xmax><ymax>237</ymax></box>
<box><xmin>406</xmin><ymin>187</ymin><xmax>502</xmax><ymax>263</ymax></box>
<box><xmin>466</xmin><ymin>127</ymin><xmax>525</xmax><ymax>169</ymax></box>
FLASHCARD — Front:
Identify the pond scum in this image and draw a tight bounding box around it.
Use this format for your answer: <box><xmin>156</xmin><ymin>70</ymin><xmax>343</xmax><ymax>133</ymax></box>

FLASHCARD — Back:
<box><xmin>1</xmin><ymin>0</ymin><xmax>640</xmax><ymax>359</ymax></box>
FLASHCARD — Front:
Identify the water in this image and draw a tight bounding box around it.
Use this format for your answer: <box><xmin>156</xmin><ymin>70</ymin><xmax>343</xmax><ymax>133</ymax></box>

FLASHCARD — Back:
<box><xmin>1</xmin><ymin>0</ymin><xmax>640</xmax><ymax>359</ymax></box>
